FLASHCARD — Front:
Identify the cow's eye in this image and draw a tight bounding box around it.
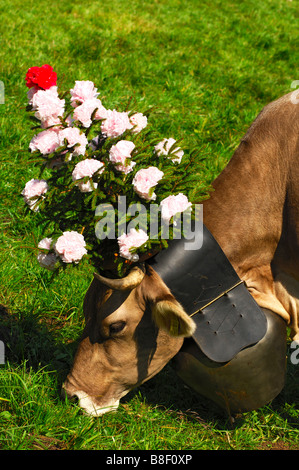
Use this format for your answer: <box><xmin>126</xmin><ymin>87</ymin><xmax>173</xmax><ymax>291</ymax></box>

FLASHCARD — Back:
<box><xmin>109</xmin><ymin>321</ymin><xmax>126</xmax><ymax>336</ymax></box>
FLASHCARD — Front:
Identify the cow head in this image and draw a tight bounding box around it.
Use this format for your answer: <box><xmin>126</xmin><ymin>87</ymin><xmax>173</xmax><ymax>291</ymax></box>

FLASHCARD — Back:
<box><xmin>62</xmin><ymin>264</ymin><xmax>196</xmax><ymax>416</ymax></box>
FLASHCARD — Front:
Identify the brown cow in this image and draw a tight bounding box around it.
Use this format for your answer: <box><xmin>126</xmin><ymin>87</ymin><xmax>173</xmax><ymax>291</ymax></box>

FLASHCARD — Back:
<box><xmin>63</xmin><ymin>91</ymin><xmax>299</xmax><ymax>416</ymax></box>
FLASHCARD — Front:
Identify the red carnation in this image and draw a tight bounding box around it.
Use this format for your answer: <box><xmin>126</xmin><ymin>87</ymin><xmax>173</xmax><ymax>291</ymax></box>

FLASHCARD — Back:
<box><xmin>25</xmin><ymin>64</ymin><xmax>57</xmax><ymax>90</ymax></box>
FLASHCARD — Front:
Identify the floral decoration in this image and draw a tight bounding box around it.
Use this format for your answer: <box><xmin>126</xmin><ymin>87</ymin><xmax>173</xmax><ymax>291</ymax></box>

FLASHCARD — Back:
<box><xmin>22</xmin><ymin>64</ymin><xmax>210</xmax><ymax>277</ymax></box>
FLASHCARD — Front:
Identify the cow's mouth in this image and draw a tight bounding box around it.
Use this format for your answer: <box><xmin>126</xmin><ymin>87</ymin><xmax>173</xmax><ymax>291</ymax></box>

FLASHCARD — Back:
<box><xmin>73</xmin><ymin>391</ymin><xmax>120</xmax><ymax>416</ymax></box>
<box><xmin>62</xmin><ymin>385</ymin><xmax>120</xmax><ymax>416</ymax></box>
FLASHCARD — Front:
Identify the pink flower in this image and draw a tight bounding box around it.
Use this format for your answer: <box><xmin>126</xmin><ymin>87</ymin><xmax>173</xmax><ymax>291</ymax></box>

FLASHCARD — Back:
<box><xmin>109</xmin><ymin>140</ymin><xmax>136</xmax><ymax>174</ymax></box>
<box><xmin>29</xmin><ymin>129</ymin><xmax>60</xmax><ymax>154</ymax></box>
<box><xmin>38</xmin><ymin>237</ymin><xmax>53</xmax><ymax>251</ymax></box>
<box><xmin>132</xmin><ymin>167</ymin><xmax>164</xmax><ymax>201</ymax></box>
<box><xmin>118</xmin><ymin>228</ymin><xmax>149</xmax><ymax>260</ymax></box>
<box><xmin>55</xmin><ymin>231</ymin><xmax>87</xmax><ymax>263</ymax></box>
<box><xmin>101</xmin><ymin>109</ymin><xmax>133</xmax><ymax>138</ymax></box>
<box><xmin>72</xmin><ymin>158</ymin><xmax>104</xmax><ymax>192</ymax></box>
<box><xmin>130</xmin><ymin>113</ymin><xmax>148</xmax><ymax>134</ymax></box>
<box><xmin>37</xmin><ymin>237</ymin><xmax>58</xmax><ymax>270</ymax></box>
<box><xmin>32</xmin><ymin>86</ymin><xmax>65</xmax><ymax>128</ymax></box>
<box><xmin>27</xmin><ymin>86</ymin><xmax>39</xmax><ymax>105</ymax></box>
<box><xmin>155</xmin><ymin>138</ymin><xmax>184</xmax><ymax>164</ymax></box>
<box><xmin>93</xmin><ymin>103</ymin><xmax>108</xmax><ymax>121</ymax></box>
<box><xmin>58</xmin><ymin>127</ymin><xmax>88</xmax><ymax>156</ymax></box>
<box><xmin>160</xmin><ymin>193</ymin><xmax>192</xmax><ymax>223</ymax></box>
<box><xmin>22</xmin><ymin>179</ymin><xmax>49</xmax><ymax>211</ymax></box>
<box><xmin>73</xmin><ymin>98</ymin><xmax>107</xmax><ymax>128</ymax></box>
<box><xmin>70</xmin><ymin>80</ymin><xmax>99</xmax><ymax>106</ymax></box>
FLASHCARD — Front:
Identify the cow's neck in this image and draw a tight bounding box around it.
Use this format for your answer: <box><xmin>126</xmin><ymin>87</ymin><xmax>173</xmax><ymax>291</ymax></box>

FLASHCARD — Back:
<box><xmin>202</xmin><ymin>93</ymin><xmax>299</xmax><ymax>339</ymax></box>
<box><xmin>203</xmin><ymin>149</ymin><xmax>283</xmax><ymax>280</ymax></box>
<box><xmin>202</xmin><ymin>93</ymin><xmax>298</xmax><ymax>283</ymax></box>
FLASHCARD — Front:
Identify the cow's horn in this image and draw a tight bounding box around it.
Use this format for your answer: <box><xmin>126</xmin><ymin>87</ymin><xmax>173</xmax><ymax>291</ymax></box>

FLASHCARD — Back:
<box><xmin>93</xmin><ymin>264</ymin><xmax>146</xmax><ymax>290</ymax></box>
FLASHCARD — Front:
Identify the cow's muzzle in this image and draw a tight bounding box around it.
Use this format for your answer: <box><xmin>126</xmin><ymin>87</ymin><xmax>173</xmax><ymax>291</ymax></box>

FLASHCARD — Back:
<box><xmin>62</xmin><ymin>381</ymin><xmax>120</xmax><ymax>416</ymax></box>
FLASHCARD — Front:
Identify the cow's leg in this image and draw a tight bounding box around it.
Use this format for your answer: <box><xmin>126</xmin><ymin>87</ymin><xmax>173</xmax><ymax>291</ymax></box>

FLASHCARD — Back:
<box><xmin>273</xmin><ymin>271</ymin><xmax>299</xmax><ymax>341</ymax></box>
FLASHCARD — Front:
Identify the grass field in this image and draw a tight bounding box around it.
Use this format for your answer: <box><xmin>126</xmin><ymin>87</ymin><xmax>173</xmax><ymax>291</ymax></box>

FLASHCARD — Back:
<box><xmin>1</xmin><ymin>0</ymin><xmax>299</xmax><ymax>451</ymax></box>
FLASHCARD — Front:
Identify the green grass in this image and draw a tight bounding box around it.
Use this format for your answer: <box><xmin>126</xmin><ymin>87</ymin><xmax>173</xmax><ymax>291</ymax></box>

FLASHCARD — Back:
<box><xmin>1</xmin><ymin>0</ymin><xmax>299</xmax><ymax>451</ymax></box>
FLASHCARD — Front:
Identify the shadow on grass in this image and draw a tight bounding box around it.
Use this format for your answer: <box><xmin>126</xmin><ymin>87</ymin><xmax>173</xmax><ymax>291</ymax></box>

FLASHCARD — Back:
<box><xmin>270</xmin><ymin>354</ymin><xmax>299</xmax><ymax>429</ymax></box>
<box><xmin>123</xmin><ymin>362</ymin><xmax>234</xmax><ymax>427</ymax></box>
<box><xmin>0</xmin><ymin>304</ymin><xmax>79</xmax><ymax>386</ymax></box>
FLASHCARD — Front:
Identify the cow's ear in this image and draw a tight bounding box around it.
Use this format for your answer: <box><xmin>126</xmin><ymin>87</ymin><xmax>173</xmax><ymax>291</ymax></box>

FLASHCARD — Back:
<box><xmin>151</xmin><ymin>299</ymin><xmax>196</xmax><ymax>337</ymax></box>
<box><xmin>141</xmin><ymin>265</ymin><xmax>196</xmax><ymax>337</ymax></box>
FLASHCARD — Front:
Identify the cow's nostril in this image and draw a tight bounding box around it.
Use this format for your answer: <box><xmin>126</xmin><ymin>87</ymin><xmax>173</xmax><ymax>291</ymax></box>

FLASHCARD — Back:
<box><xmin>61</xmin><ymin>384</ymin><xmax>78</xmax><ymax>403</ymax></box>
<box><xmin>69</xmin><ymin>394</ymin><xmax>79</xmax><ymax>404</ymax></box>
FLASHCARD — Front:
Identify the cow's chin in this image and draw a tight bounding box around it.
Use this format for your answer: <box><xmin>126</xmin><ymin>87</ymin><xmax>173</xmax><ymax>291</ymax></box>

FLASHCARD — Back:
<box><xmin>74</xmin><ymin>390</ymin><xmax>120</xmax><ymax>416</ymax></box>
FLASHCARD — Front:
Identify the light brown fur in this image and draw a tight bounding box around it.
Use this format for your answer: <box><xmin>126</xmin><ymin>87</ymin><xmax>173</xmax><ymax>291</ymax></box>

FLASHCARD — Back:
<box><xmin>203</xmin><ymin>91</ymin><xmax>299</xmax><ymax>339</ymax></box>
<box><xmin>63</xmin><ymin>265</ymin><xmax>194</xmax><ymax>414</ymax></box>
